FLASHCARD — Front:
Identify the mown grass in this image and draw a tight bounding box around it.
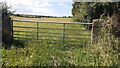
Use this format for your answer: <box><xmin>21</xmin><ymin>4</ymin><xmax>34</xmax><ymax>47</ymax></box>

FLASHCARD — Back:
<box><xmin>11</xmin><ymin>16</ymin><xmax>73</xmax><ymax>22</ymax></box>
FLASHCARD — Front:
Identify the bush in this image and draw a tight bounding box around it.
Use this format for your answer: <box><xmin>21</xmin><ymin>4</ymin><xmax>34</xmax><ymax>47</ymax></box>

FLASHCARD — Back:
<box><xmin>85</xmin><ymin>19</ymin><xmax>119</xmax><ymax>66</ymax></box>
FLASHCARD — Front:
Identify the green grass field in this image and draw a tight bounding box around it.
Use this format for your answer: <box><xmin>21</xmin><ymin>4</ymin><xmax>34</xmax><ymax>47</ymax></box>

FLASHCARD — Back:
<box><xmin>11</xmin><ymin>16</ymin><xmax>73</xmax><ymax>22</ymax></box>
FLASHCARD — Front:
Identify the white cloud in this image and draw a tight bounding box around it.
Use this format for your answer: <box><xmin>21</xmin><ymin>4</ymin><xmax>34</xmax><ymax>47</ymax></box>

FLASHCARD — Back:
<box><xmin>27</xmin><ymin>7</ymin><xmax>58</xmax><ymax>16</ymax></box>
<box><xmin>32</xmin><ymin>1</ymin><xmax>52</xmax><ymax>8</ymax></box>
<box><xmin>0</xmin><ymin>0</ymin><xmax>57</xmax><ymax>16</ymax></box>
<box><xmin>0</xmin><ymin>0</ymin><xmax>72</xmax><ymax>16</ymax></box>
<box><xmin>58</xmin><ymin>3</ymin><xmax>65</xmax><ymax>7</ymax></box>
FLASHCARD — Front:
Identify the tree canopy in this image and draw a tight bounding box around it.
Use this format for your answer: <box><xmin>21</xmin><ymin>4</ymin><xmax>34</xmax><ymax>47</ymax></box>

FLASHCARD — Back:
<box><xmin>72</xmin><ymin>2</ymin><xmax>119</xmax><ymax>22</ymax></box>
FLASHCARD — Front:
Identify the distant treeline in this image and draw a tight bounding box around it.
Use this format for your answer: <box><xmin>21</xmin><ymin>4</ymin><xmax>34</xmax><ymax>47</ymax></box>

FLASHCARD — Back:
<box><xmin>12</xmin><ymin>14</ymin><xmax>72</xmax><ymax>18</ymax></box>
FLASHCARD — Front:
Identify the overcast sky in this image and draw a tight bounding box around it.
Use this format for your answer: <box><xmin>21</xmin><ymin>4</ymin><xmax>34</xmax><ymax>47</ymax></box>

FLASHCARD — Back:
<box><xmin>0</xmin><ymin>0</ymin><xmax>72</xmax><ymax>16</ymax></box>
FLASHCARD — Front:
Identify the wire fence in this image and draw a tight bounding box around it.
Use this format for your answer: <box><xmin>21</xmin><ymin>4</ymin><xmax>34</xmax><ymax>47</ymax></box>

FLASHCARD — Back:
<box><xmin>12</xmin><ymin>19</ymin><xmax>93</xmax><ymax>46</ymax></box>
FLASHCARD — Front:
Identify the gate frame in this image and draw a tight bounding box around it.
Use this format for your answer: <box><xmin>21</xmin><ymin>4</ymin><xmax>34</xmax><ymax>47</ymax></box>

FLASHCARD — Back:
<box><xmin>12</xmin><ymin>19</ymin><xmax>93</xmax><ymax>45</ymax></box>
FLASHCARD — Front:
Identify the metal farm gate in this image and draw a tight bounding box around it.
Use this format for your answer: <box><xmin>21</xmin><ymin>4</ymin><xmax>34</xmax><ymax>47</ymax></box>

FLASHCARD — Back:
<box><xmin>12</xmin><ymin>19</ymin><xmax>93</xmax><ymax>46</ymax></box>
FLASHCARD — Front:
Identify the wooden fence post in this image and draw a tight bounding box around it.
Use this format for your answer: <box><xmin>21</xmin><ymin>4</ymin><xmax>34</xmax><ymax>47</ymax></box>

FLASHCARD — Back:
<box><xmin>0</xmin><ymin>5</ymin><xmax>2</xmax><ymax>47</ymax></box>
<box><xmin>11</xmin><ymin>19</ymin><xmax>13</xmax><ymax>43</ymax></box>
<box><xmin>91</xmin><ymin>23</ymin><xmax>93</xmax><ymax>44</ymax></box>
<box><xmin>0</xmin><ymin>4</ymin><xmax>2</xmax><ymax>66</ymax></box>
<box><xmin>92</xmin><ymin>19</ymin><xmax>103</xmax><ymax>43</ymax></box>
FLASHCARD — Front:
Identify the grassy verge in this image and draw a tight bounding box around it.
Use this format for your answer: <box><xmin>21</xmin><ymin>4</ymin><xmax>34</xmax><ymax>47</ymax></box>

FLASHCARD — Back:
<box><xmin>2</xmin><ymin>35</ymin><xmax>119</xmax><ymax>66</ymax></box>
<box><xmin>1</xmin><ymin>40</ymin><xmax>91</xmax><ymax>66</ymax></box>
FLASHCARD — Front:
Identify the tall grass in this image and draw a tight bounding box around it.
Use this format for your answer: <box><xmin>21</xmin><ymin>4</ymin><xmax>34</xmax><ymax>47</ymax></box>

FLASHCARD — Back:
<box><xmin>2</xmin><ymin>36</ymin><xmax>119</xmax><ymax>66</ymax></box>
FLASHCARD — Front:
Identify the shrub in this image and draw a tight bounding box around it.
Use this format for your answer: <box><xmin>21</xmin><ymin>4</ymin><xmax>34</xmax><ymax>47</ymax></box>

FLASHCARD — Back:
<box><xmin>85</xmin><ymin>19</ymin><xmax>119</xmax><ymax>66</ymax></box>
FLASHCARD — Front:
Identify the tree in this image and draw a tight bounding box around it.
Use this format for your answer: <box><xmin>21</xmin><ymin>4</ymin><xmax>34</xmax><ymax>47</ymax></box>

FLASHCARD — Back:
<box><xmin>72</xmin><ymin>2</ymin><xmax>119</xmax><ymax>22</ymax></box>
<box><xmin>72</xmin><ymin>2</ymin><xmax>90</xmax><ymax>22</ymax></box>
